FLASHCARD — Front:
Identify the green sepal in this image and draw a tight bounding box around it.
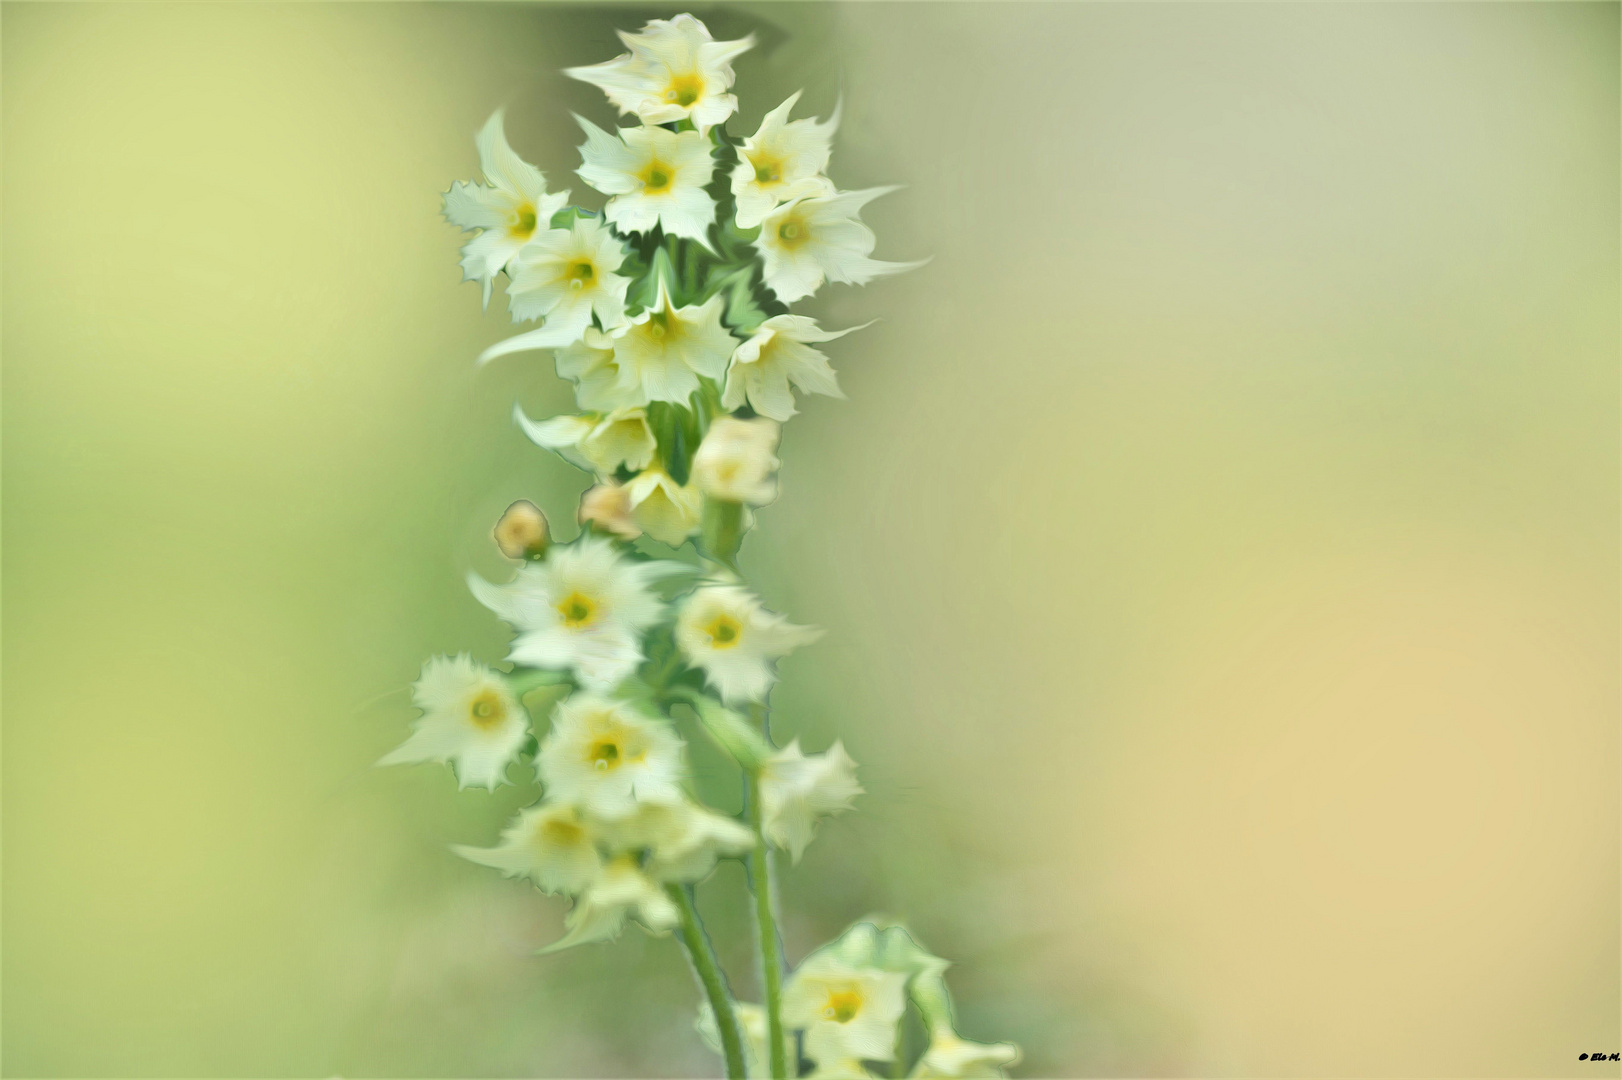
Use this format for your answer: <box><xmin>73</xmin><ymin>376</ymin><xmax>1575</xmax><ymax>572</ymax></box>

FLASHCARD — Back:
<box><xmin>908</xmin><ymin>971</ymin><xmax>957</xmax><ymax>1036</ymax></box>
<box><xmin>678</xmin><ymin>691</ymin><xmax>773</xmax><ymax>770</ymax></box>
<box><xmin>548</xmin><ymin>205</ymin><xmax>596</xmax><ymax>230</ymax></box>
<box><xmin>503</xmin><ymin>666</ymin><xmax>573</xmax><ymax>699</ymax></box>
<box><xmin>709</xmin><ymin>265</ymin><xmax>768</xmax><ymax>333</ymax></box>
<box><xmin>700</xmin><ymin>498</ymin><xmax>745</xmax><ymax>566</ymax></box>
<box><xmin>627</xmin><ymin>245</ymin><xmax>678</xmax><ymax>312</ymax></box>
<box><xmin>646</xmin><ymin>399</ymin><xmax>702</xmax><ymax>484</ymax></box>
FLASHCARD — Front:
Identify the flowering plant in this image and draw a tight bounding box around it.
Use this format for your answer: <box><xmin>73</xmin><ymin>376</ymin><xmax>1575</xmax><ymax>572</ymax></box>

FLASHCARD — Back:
<box><xmin>385</xmin><ymin>15</ymin><xmax>1019</xmax><ymax>1078</ymax></box>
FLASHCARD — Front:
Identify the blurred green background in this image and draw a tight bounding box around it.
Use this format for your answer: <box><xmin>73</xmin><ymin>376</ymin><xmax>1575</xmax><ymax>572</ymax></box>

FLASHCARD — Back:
<box><xmin>3</xmin><ymin>2</ymin><xmax>1618</xmax><ymax>1076</ymax></box>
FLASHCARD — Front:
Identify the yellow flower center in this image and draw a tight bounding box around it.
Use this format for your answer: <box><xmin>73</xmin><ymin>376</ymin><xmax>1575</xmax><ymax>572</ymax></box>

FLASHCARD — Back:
<box><xmin>751</xmin><ymin>154</ymin><xmax>783</xmax><ymax>185</ymax></box>
<box><xmin>588</xmin><ymin>739</ymin><xmax>621</xmax><ymax>771</ymax></box>
<box><xmin>704</xmin><ymin>613</ymin><xmax>744</xmax><ymax>649</ymax></box>
<box><xmin>509</xmin><ymin>202</ymin><xmax>538</xmax><ymax>240</ymax></box>
<box><xmin>821</xmin><ymin>989</ymin><xmax>863</xmax><ymax>1024</ymax></box>
<box><xmin>776</xmin><ymin>217</ymin><xmax>808</xmax><ymax>248</ymax></box>
<box><xmin>567</xmin><ymin>260</ymin><xmax>595</xmax><ymax>291</ymax></box>
<box><xmin>540</xmin><ymin>818</ymin><xmax>584</xmax><ymax>846</ymax></box>
<box><xmin>663</xmin><ymin>73</ymin><xmax>704</xmax><ymax>107</ymax></box>
<box><xmin>642</xmin><ymin>162</ymin><xmax>673</xmax><ymax>193</ymax></box>
<box><xmin>556</xmin><ymin>591</ymin><xmax>598</xmax><ymax>628</ymax></box>
<box><xmin>466</xmin><ymin>689</ymin><xmax>507</xmax><ymax>730</ymax></box>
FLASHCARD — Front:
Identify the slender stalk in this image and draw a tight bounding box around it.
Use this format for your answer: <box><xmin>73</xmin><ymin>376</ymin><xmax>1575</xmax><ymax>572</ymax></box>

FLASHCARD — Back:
<box><xmin>747</xmin><ymin>703</ymin><xmax>791</xmax><ymax>1078</ymax></box>
<box><xmin>668</xmin><ymin>883</ymin><xmax>748</xmax><ymax>1080</ymax></box>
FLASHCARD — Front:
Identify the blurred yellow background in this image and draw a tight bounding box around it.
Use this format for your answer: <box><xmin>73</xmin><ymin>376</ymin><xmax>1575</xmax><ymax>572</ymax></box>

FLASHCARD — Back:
<box><xmin>3</xmin><ymin>2</ymin><xmax>1616</xmax><ymax>1076</ymax></box>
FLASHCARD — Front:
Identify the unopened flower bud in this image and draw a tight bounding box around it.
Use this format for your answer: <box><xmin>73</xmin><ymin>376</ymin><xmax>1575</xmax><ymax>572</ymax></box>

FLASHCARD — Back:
<box><xmin>692</xmin><ymin>416</ymin><xmax>780</xmax><ymax>505</ymax></box>
<box><xmin>493</xmin><ymin>500</ymin><xmax>550</xmax><ymax>560</ymax></box>
<box><xmin>579</xmin><ymin>480</ymin><xmax>642</xmax><ymax>541</ymax></box>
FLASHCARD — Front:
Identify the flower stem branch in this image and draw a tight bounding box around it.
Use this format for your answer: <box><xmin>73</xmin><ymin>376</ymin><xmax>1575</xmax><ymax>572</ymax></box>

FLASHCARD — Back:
<box><xmin>747</xmin><ymin>702</ymin><xmax>791</xmax><ymax>1078</ymax></box>
<box><xmin>668</xmin><ymin>882</ymin><xmax>748</xmax><ymax>1080</ymax></box>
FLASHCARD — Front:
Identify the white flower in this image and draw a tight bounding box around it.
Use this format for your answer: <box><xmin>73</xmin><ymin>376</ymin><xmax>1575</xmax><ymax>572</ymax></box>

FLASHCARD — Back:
<box><xmin>565</xmin><ymin>14</ymin><xmax>753</xmax><ymax>134</ymax></box>
<box><xmin>536</xmin><ymin>694</ymin><xmax>686</xmax><ymax>819</ymax></box>
<box><xmin>783</xmin><ymin>952</ymin><xmax>908</xmax><ymax>1067</ymax></box>
<box><xmin>696</xmin><ymin>1001</ymin><xmax>770</xmax><ymax>1077</ymax></box>
<box><xmin>755</xmin><ymin>188</ymin><xmax>924</xmax><ymax>303</ymax></box>
<box><xmin>809</xmin><ymin>1061</ymin><xmax>873</xmax><ymax>1080</ymax></box>
<box><xmin>626</xmin><ymin>466</ymin><xmax>703</xmax><ymax>547</ymax></box>
<box><xmin>675</xmin><ymin>584</ymin><xmax>821</xmax><ymax>704</ymax></box>
<box><xmin>554</xmin><ymin>326</ymin><xmax>647</xmax><ymax>412</ymax></box>
<box><xmin>480</xmin><ymin>217</ymin><xmax>632</xmax><ymax>365</ymax></box>
<box><xmin>453</xmin><ymin>801</ymin><xmax>603</xmax><ymax>895</ymax></box>
<box><xmin>691</xmin><ymin>416</ymin><xmax>780</xmax><ymax>505</ymax></box>
<box><xmin>442</xmin><ymin>110</ymin><xmax>570</xmax><ymax>309</ymax></box>
<box><xmin>378</xmin><ymin>654</ymin><xmax>528</xmax><ymax>790</ymax></box>
<box><xmin>467</xmin><ymin>535</ymin><xmax>684</xmax><ymax>690</ymax></box>
<box><xmin>576</xmin><ymin>117</ymin><xmax>716</xmax><ymax>243</ymax></box>
<box><xmin>913</xmin><ymin>1032</ymin><xmax>1022</xmax><ymax>1078</ymax></box>
<box><xmin>613</xmin><ymin>279</ymin><xmax>736</xmax><ymax>405</ymax></box>
<box><xmin>541</xmin><ymin>853</ymin><xmax>680</xmax><ymax>952</ymax></box>
<box><xmin>759</xmin><ymin>740</ymin><xmax>862</xmax><ymax>862</ymax></box>
<box><xmin>732</xmin><ymin>91</ymin><xmax>838</xmax><ymax>229</ymax></box>
<box><xmin>602</xmin><ymin>799</ymin><xmax>755</xmax><ymax>882</ymax></box>
<box><xmin>514</xmin><ymin>404</ymin><xmax>656</xmax><ymax>475</ymax></box>
<box><xmin>722</xmin><ymin>315</ymin><xmax>864</xmax><ymax>421</ymax></box>
<box><xmin>579</xmin><ymin>479</ymin><xmax>643</xmax><ymax>541</ymax></box>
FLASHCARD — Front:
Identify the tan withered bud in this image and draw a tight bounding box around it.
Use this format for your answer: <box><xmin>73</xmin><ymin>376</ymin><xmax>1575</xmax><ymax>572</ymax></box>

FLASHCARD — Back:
<box><xmin>578</xmin><ymin>480</ymin><xmax>642</xmax><ymax>541</ymax></box>
<box><xmin>493</xmin><ymin>500</ymin><xmax>550</xmax><ymax>560</ymax></box>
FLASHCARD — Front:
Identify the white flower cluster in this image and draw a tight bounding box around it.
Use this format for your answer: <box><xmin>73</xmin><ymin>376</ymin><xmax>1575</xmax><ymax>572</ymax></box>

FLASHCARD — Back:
<box><xmin>383</xmin><ymin>14</ymin><xmax>1016</xmax><ymax>1078</ymax></box>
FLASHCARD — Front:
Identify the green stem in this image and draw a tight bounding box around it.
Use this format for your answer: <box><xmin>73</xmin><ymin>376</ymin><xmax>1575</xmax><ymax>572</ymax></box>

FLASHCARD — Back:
<box><xmin>668</xmin><ymin>883</ymin><xmax>748</xmax><ymax>1080</ymax></box>
<box><xmin>747</xmin><ymin>703</ymin><xmax>791</xmax><ymax>1078</ymax></box>
<box><xmin>503</xmin><ymin>666</ymin><xmax>571</xmax><ymax>698</ymax></box>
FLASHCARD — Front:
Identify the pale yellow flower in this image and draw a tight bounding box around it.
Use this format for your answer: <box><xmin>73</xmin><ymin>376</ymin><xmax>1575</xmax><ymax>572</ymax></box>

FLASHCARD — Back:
<box><xmin>536</xmin><ymin>694</ymin><xmax>686</xmax><ymax>819</ymax></box>
<box><xmin>613</xmin><ymin>279</ymin><xmax>737</xmax><ymax>405</ymax></box>
<box><xmin>756</xmin><ymin>188</ymin><xmax>925</xmax><ymax>303</ymax></box>
<box><xmin>759</xmin><ymin>739</ymin><xmax>862</xmax><ymax>862</ymax></box>
<box><xmin>732</xmin><ymin>91</ymin><xmax>838</xmax><ymax>229</ymax></box>
<box><xmin>379</xmin><ymin>654</ymin><xmax>528</xmax><ymax>791</ymax></box>
<box><xmin>481</xmin><ymin>217</ymin><xmax>631</xmax><ymax>364</ymax></box>
<box><xmin>514</xmin><ymin>405</ymin><xmax>656</xmax><ymax>475</ymax></box>
<box><xmin>453</xmin><ymin>801</ymin><xmax>602</xmax><ymax>895</ymax></box>
<box><xmin>691</xmin><ymin>416</ymin><xmax>780</xmax><ymax>505</ymax></box>
<box><xmin>912</xmin><ymin>1032</ymin><xmax>1022</xmax><ymax>1078</ymax></box>
<box><xmin>554</xmin><ymin>326</ymin><xmax>648</xmax><ymax>412</ymax></box>
<box><xmin>467</xmin><ymin>535</ymin><xmax>685</xmax><ymax>690</ymax></box>
<box><xmin>541</xmin><ymin>853</ymin><xmax>679</xmax><ymax>952</ymax></box>
<box><xmin>676</xmin><ymin>584</ymin><xmax>821</xmax><ymax>704</ymax></box>
<box><xmin>442</xmin><ymin>109</ymin><xmax>569</xmax><ymax>308</ymax></box>
<box><xmin>601</xmin><ymin>799</ymin><xmax>754</xmax><ymax>883</ymax></box>
<box><xmin>579</xmin><ymin>479</ymin><xmax>643</xmax><ymax>541</ymax></box>
<box><xmin>723</xmin><ymin>315</ymin><xmax>863</xmax><ymax>421</ymax></box>
<box><xmin>577</xmin><ymin>117</ymin><xmax>716</xmax><ymax>242</ymax></box>
<box><xmin>626</xmin><ymin>467</ymin><xmax>703</xmax><ymax>547</ymax></box>
<box><xmin>783</xmin><ymin>952</ymin><xmax>908</xmax><ymax>1067</ymax></box>
<box><xmin>565</xmin><ymin>14</ymin><xmax>753</xmax><ymax>134</ymax></box>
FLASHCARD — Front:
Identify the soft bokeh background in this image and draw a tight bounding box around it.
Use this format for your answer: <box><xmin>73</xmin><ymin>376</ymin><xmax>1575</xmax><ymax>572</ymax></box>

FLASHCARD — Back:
<box><xmin>3</xmin><ymin>2</ymin><xmax>1617</xmax><ymax>1076</ymax></box>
